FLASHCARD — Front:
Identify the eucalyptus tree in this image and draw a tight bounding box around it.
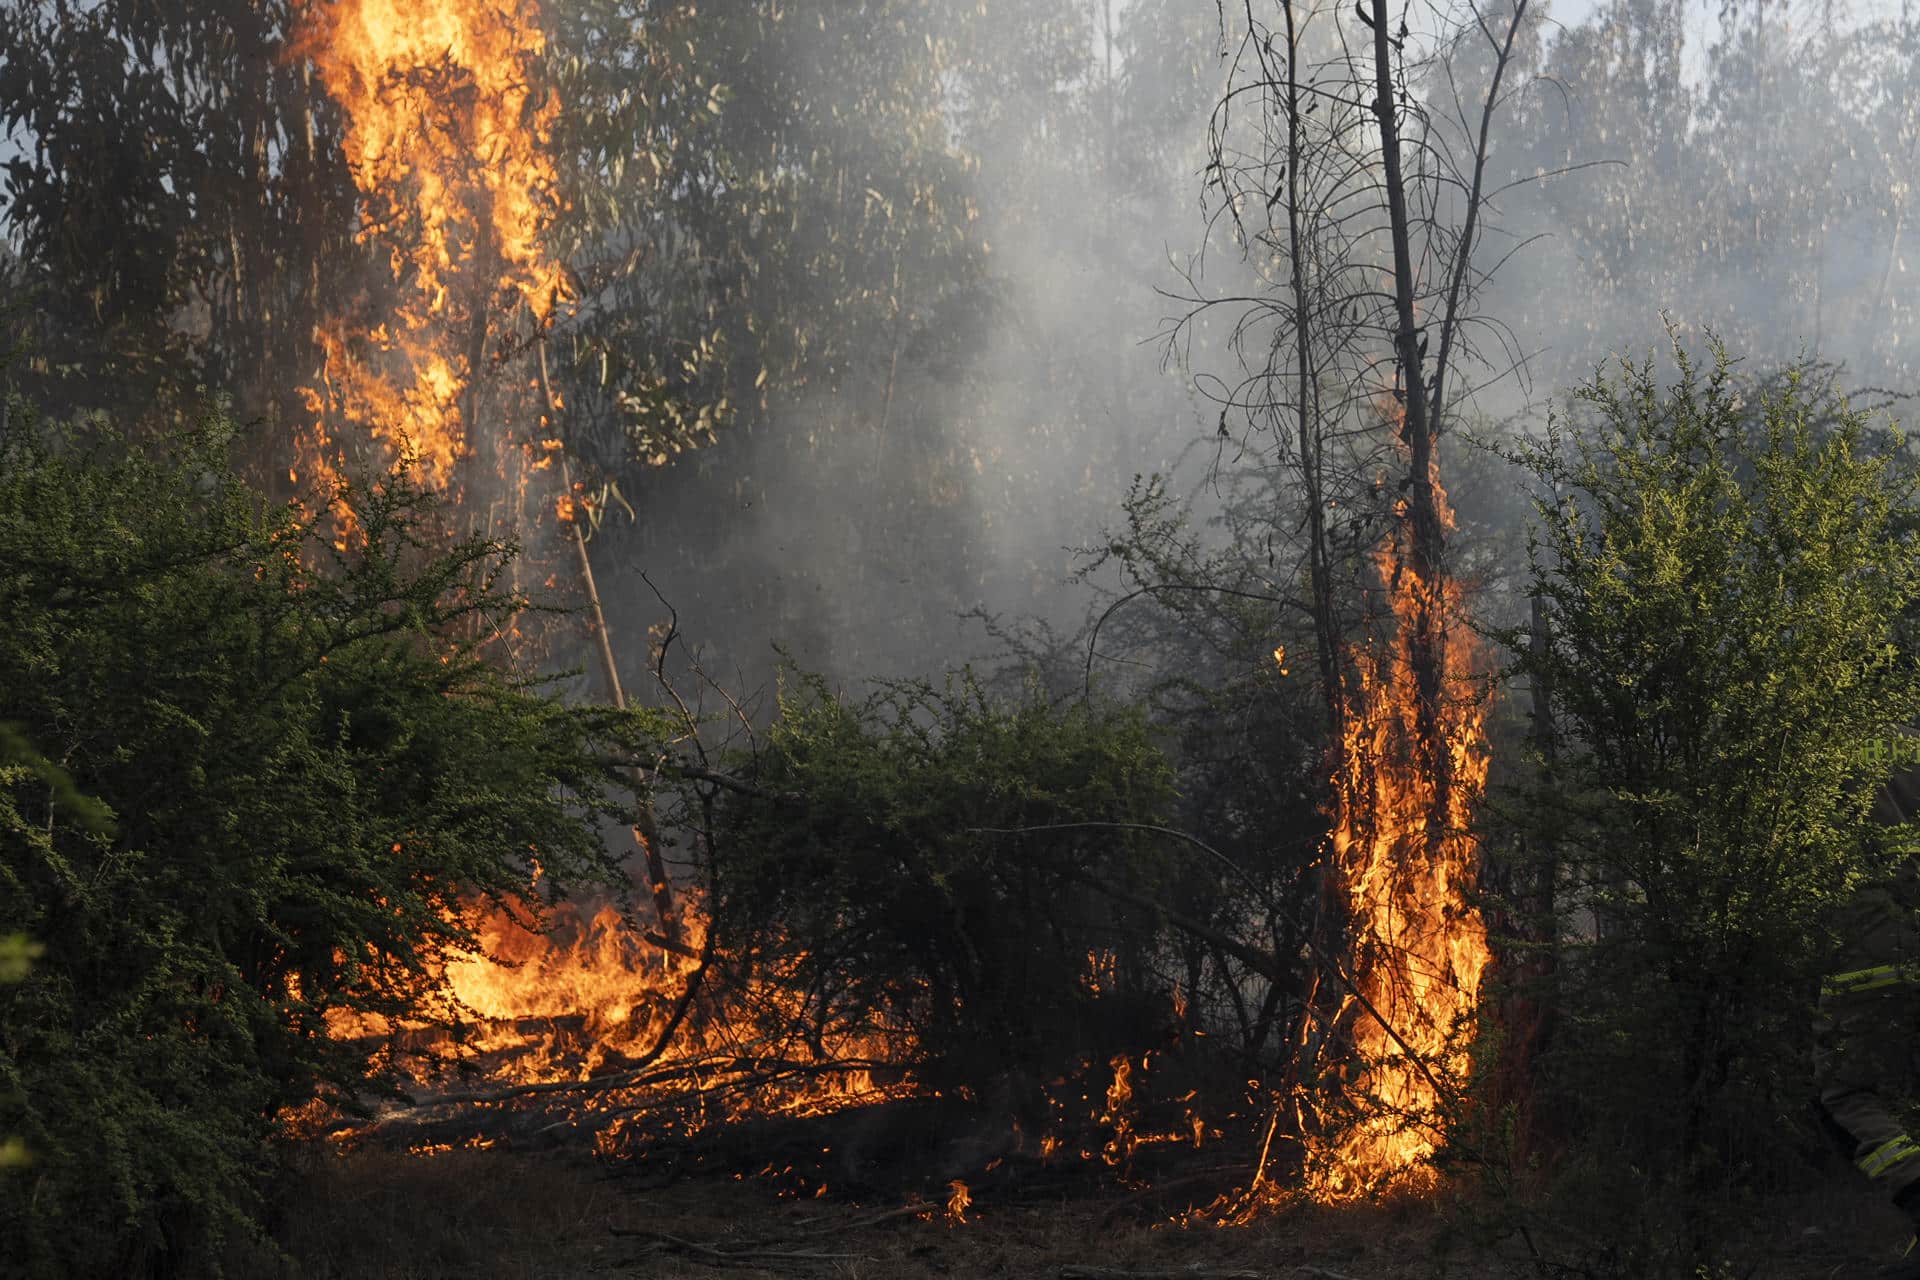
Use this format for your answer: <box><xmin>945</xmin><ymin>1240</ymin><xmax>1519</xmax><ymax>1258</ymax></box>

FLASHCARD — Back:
<box><xmin>0</xmin><ymin>0</ymin><xmax>355</xmax><ymax>431</ymax></box>
<box><xmin>1488</xmin><ymin>0</ymin><xmax>1920</xmax><ymax>394</ymax></box>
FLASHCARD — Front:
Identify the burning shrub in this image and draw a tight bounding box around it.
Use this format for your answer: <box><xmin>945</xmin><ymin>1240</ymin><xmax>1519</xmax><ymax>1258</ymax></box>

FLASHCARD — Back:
<box><xmin>710</xmin><ymin>668</ymin><xmax>1179</xmax><ymax>1094</ymax></box>
<box><xmin>0</xmin><ymin>405</ymin><xmax>657</xmax><ymax>1275</ymax></box>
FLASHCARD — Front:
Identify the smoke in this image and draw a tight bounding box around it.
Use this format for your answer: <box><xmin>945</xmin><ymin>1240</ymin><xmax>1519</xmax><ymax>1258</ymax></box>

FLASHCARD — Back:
<box><xmin>578</xmin><ymin>1</ymin><xmax>1229</xmax><ymax>701</ymax></box>
<box><xmin>10</xmin><ymin>0</ymin><xmax>1916</xmax><ymax>702</ymax></box>
<box><xmin>1474</xmin><ymin>0</ymin><xmax>1920</xmax><ymax>402</ymax></box>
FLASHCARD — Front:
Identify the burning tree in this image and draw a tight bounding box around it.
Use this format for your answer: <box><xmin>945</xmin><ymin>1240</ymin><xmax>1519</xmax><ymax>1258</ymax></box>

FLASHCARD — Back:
<box><xmin>1168</xmin><ymin>0</ymin><xmax>1539</xmax><ymax>1200</ymax></box>
<box><xmin>260</xmin><ymin>0</ymin><xmax>1198</xmax><ymax>1179</ymax></box>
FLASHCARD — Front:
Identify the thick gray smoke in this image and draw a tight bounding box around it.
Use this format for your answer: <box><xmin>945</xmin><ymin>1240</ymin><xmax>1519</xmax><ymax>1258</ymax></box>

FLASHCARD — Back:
<box><xmin>584</xmin><ymin>2</ymin><xmax>1229</xmax><ymax>701</ymax></box>
<box><xmin>582</xmin><ymin>0</ymin><xmax>1920</xmax><ymax>707</ymax></box>
<box><xmin>5</xmin><ymin>1</ymin><xmax>1912</xmax><ymax>698</ymax></box>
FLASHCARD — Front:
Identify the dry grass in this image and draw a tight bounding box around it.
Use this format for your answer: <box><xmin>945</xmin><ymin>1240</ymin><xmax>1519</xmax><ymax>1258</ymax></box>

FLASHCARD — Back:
<box><xmin>232</xmin><ymin>1144</ymin><xmax>619</xmax><ymax>1279</ymax></box>
<box><xmin>235</xmin><ymin>1139</ymin><xmax>1527</xmax><ymax>1280</ymax></box>
<box><xmin>232</xmin><ymin>1139</ymin><xmax>1920</xmax><ymax>1279</ymax></box>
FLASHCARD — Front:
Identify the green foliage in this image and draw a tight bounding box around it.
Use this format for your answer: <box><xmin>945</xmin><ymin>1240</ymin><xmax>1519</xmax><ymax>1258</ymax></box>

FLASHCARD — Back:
<box><xmin>1054</xmin><ymin>473</ymin><xmax>1341</xmax><ymax>1066</ymax></box>
<box><xmin>0</xmin><ymin>404</ymin><xmax>655</xmax><ymax>1275</ymax></box>
<box><xmin>1485</xmin><ymin>336</ymin><xmax>1920</xmax><ymax>1270</ymax></box>
<box><xmin>540</xmin><ymin>0</ymin><xmax>997</xmax><ymax>476</ymax></box>
<box><xmin>0</xmin><ymin>0</ymin><xmax>354</xmax><ymax>430</ymax></box>
<box><xmin>712</xmin><ymin>667</ymin><xmax>1177</xmax><ymax>1084</ymax></box>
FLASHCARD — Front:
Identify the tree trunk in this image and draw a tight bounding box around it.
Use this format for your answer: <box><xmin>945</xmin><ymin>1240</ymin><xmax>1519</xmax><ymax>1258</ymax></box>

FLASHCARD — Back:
<box><xmin>538</xmin><ymin>341</ymin><xmax>680</xmax><ymax>943</ymax></box>
<box><xmin>1368</xmin><ymin>0</ymin><xmax>1451</xmax><ymax>861</ymax></box>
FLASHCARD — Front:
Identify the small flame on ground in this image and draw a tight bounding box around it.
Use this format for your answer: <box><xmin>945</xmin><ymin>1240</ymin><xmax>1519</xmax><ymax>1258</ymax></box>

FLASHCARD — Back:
<box><xmin>945</xmin><ymin>1179</ymin><xmax>971</xmax><ymax>1224</ymax></box>
<box><xmin>1100</xmin><ymin>1053</ymin><xmax>1139</xmax><ymax>1170</ymax></box>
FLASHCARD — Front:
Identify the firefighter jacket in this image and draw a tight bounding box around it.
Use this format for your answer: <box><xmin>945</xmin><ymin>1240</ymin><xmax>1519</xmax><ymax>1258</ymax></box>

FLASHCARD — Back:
<box><xmin>1825</xmin><ymin>749</ymin><xmax>1920</xmax><ymax>1002</ymax></box>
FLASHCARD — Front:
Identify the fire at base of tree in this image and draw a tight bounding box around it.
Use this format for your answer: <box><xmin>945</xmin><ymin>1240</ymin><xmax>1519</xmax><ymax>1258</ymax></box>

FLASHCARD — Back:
<box><xmin>10</xmin><ymin>0</ymin><xmax>1920</xmax><ymax>1276</ymax></box>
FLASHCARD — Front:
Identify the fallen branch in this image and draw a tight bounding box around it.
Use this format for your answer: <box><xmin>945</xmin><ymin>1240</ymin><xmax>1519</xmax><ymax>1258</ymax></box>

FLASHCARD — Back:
<box><xmin>791</xmin><ymin>1201</ymin><xmax>937</xmax><ymax>1235</ymax></box>
<box><xmin>334</xmin><ymin>1051</ymin><xmax>904</xmax><ymax>1149</ymax></box>
<box><xmin>1093</xmin><ymin>1166</ymin><xmax>1254</xmax><ymax>1227</ymax></box>
<box><xmin>611</xmin><ymin>1201</ymin><xmax>937</xmax><ymax>1257</ymax></box>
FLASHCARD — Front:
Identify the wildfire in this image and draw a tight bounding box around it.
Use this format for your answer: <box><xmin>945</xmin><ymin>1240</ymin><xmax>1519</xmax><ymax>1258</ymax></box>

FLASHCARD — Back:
<box><xmin>328</xmin><ymin>887</ymin><xmax>923</xmax><ymax>1132</ymax></box>
<box><xmin>296</xmin><ymin>0</ymin><xmax>568</xmax><ymax>529</ymax></box>
<box><xmin>293</xmin><ymin>0</ymin><xmax>922</xmax><ymax>1143</ymax></box>
<box><xmin>291</xmin><ymin>0</ymin><xmax>1488</xmax><ymax>1218</ymax></box>
<box><xmin>1306</xmin><ymin>454</ymin><xmax>1491</xmax><ymax>1200</ymax></box>
<box><xmin>1100</xmin><ymin>1053</ymin><xmax>1139</xmax><ymax>1171</ymax></box>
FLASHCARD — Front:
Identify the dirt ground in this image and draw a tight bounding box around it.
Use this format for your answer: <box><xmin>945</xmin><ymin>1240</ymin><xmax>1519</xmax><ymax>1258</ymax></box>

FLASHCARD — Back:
<box><xmin>245</xmin><ymin>1139</ymin><xmax>1920</xmax><ymax>1280</ymax></box>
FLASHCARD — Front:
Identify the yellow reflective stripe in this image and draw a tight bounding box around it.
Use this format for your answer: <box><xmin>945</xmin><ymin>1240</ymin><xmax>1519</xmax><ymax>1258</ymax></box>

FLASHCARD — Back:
<box><xmin>1823</xmin><ymin>964</ymin><xmax>1920</xmax><ymax>997</ymax></box>
<box><xmin>1859</xmin><ymin>1135</ymin><xmax>1920</xmax><ymax>1179</ymax></box>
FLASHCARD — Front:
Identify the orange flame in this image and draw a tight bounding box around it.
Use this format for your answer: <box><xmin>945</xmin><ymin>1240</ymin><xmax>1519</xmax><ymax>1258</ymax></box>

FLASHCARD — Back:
<box><xmin>1307</xmin><ymin>446</ymin><xmax>1491</xmax><ymax>1200</ymax></box>
<box><xmin>1100</xmin><ymin>1053</ymin><xmax>1139</xmax><ymax>1170</ymax></box>
<box><xmin>945</xmin><ymin>1179</ymin><xmax>971</xmax><ymax>1224</ymax></box>
<box><xmin>328</xmin><ymin>888</ymin><xmax>923</xmax><ymax>1128</ymax></box>
<box><xmin>296</xmin><ymin>0</ymin><xmax>928</xmax><ymax>1148</ymax></box>
<box><xmin>297</xmin><ymin>0</ymin><xmax>568</xmax><ymax>525</ymax></box>
<box><xmin>286</xmin><ymin>0</ymin><xmax>926</xmax><ymax>1167</ymax></box>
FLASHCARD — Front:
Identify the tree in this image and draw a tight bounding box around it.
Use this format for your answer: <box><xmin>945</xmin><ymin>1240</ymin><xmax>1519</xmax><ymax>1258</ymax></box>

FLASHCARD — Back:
<box><xmin>0</xmin><ymin>397</ymin><xmax>660</xmax><ymax>1274</ymax></box>
<box><xmin>1177</xmin><ymin>0</ymin><xmax>1541</xmax><ymax>742</ymax></box>
<box><xmin>0</xmin><ymin>0</ymin><xmax>357</xmax><ymax>433</ymax></box>
<box><xmin>1486</xmin><ymin>0</ymin><xmax>1920</xmax><ymax>394</ymax></box>
<box><xmin>1486</xmin><ymin>336</ymin><xmax>1920</xmax><ymax>1271</ymax></box>
<box><xmin>1154</xmin><ymin>0</ymin><xmax>1543</xmax><ymax>1182</ymax></box>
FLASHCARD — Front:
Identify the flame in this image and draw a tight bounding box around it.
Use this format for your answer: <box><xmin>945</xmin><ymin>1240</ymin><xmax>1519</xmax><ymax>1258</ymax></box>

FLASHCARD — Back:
<box><xmin>1081</xmin><ymin>947</ymin><xmax>1118</xmax><ymax>996</ymax></box>
<box><xmin>445</xmin><ymin>900</ymin><xmax>699</xmax><ymax>1073</ymax></box>
<box><xmin>297</xmin><ymin>0</ymin><xmax>568</xmax><ymax>529</ymax></box>
<box><xmin>295</xmin><ymin>0</ymin><xmax>1276</xmax><ymax>1193</ymax></box>
<box><xmin>328</xmin><ymin>888</ymin><xmax>921</xmax><ymax>1125</ymax></box>
<box><xmin>286</xmin><ymin>0</ymin><xmax>948</xmax><ymax>1168</ymax></box>
<box><xmin>1305</xmin><ymin>443</ymin><xmax>1491</xmax><ymax>1200</ymax></box>
<box><xmin>1100</xmin><ymin>1053</ymin><xmax>1138</xmax><ymax>1170</ymax></box>
<box><xmin>945</xmin><ymin>1179</ymin><xmax>971</xmax><ymax>1224</ymax></box>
